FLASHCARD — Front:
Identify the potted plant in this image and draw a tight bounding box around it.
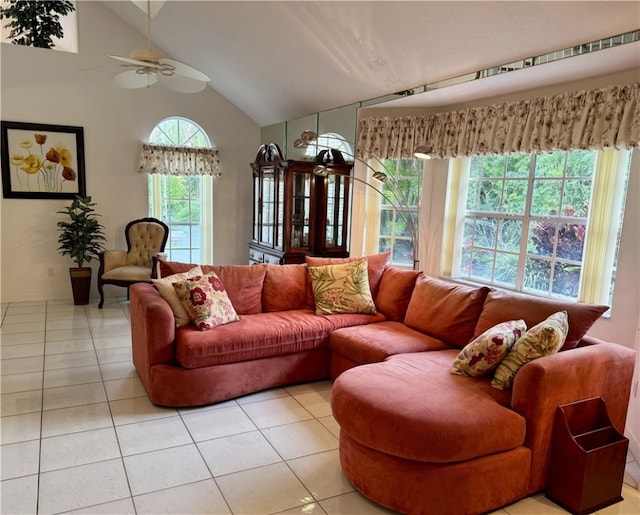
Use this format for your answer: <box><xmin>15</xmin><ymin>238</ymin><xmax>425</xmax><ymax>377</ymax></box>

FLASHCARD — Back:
<box><xmin>57</xmin><ymin>195</ymin><xmax>106</xmax><ymax>305</ymax></box>
<box><xmin>0</xmin><ymin>0</ymin><xmax>75</xmax><ymax>49</ymax></box>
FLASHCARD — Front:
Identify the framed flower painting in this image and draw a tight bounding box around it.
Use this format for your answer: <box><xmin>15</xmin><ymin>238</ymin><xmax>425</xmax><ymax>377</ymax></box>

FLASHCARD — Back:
<box><xmin>1</xmin><ymin>121</ymin><xmax>86</xmax><ymax>199</ymax></box>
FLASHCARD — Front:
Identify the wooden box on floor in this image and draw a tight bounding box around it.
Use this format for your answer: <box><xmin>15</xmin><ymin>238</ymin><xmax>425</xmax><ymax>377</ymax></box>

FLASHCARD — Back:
<box><xmin>546</xmin><ymin>397</ymin><xmax>628</xmax><ymax>515</ymax></box>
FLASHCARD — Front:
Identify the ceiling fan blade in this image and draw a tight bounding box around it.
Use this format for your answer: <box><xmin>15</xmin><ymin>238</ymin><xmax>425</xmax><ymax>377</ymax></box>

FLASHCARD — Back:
<box><xmin>113</xmin><ymin>70</ymin><xmax>159</xmax><ymax>89</ymax></box>
<box><xmin>107</xmin><ymin>54</ymin><xmax>163</xmax><ymax>70</ymax></box>
<box><xmin>159</xmin><ymin>58</ymin><xmax>211</xmax><ymax>82</ymax></box>
<box><xmin>157</xmin><ymin>73</ymin><xmax>208</xmax><ymax>93</ymax></box>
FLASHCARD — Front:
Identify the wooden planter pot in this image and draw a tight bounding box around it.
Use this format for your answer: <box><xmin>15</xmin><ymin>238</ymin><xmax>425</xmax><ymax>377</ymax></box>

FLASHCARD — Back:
<box><xmin>69</xmin><ymin>267</ymin><xmax>92</xmax><ymax>305</ymax></box>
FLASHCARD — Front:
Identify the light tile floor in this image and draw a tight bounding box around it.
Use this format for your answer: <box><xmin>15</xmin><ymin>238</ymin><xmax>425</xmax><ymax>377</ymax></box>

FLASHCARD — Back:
<box><xmin>1</xmin><ymin>297</ymin><xmax>639</xmax><ymax>515</ymax></box>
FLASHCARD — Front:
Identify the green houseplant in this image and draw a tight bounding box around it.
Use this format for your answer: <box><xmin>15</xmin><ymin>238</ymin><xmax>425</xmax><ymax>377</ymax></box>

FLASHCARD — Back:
<box><xmin>0</xmin><ymin>0</ymin><xmax>75</xmax><ymax>49</ymax></box>
<box><xmin>57</xmin><ymin>196</ymin><xmax>106</xmax><ymax>305</ymax></box>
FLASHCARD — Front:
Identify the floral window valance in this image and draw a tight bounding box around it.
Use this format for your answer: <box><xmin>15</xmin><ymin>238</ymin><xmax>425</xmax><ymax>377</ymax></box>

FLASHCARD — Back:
<box><xmin>357</xmin><ymin>82</ymin><xmax>640</xmax><ymax>159</ymax></box>
<box><xmin>138</xmin><ymin>144</ymin><xmax>221</xmax><ymax>176</ymax></box>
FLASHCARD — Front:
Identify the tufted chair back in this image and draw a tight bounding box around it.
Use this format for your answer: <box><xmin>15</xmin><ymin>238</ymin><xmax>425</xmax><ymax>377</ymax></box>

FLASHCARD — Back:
<box><xmin>125</xmin><ymin>220</ymin><xmax>169</xmax><ymax>267</ymax></box>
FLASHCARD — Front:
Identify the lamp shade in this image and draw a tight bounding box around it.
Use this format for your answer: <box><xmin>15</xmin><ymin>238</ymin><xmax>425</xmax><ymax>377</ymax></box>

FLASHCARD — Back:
<box><xmin>414</xmin><ymin>145</ymin><xmax>434</xmax><ymax>159</ymax></box>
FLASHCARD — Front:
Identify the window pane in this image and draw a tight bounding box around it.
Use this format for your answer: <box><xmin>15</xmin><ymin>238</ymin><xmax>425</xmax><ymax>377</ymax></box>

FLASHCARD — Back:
<box><xmin>379</xmin><ymin>237</ymin><xmax>391</xmax><ymax>253</ymax></box>
<box><xmin>190</xmin><ymin>201</ymin><xmax>201</xmax><ymax>223</ymax></box>
<box><xmin>474</xmin><ymin>217</ymin><xmax>497</xmax><ymax>248</ymax></box>
<box><xmin>392</xmin><ymin>239</ymin><xmax>413</xmax><ymax>266</ymax></box>
<box><xmin>502</xmin><ymin>180</ymin><xmax>527</xmax><ymax>214</ymax></box>
<box><xmin>552</xmin><ymin>262</ymin><xmax>581</xmax><ymax>299</ymax></box>
<box><xmin>524</xmin><ymin>257</ymin><xmax>551</xmax><ymax>294</ymax></box>
<box><xmin>169</xmin><ymin>200</ymin><xmax>190</xmax><ymax>222</ymax></box>
<box><xmin>556</xmin><ymin>221</ymin><xmax>585</xmax><ymax>261</ymax></box>
<box><xmin>469</xmin><ymin>156</ymin><xmax>483</xmax><ymax>178</ymax></box>
<box><xmin>535</xmin><ymin>152</ymin><xmax>565</xmax><ymax>177</ymax></box>
<box><xmin>480</xmin><ymin>180</ymin><xmax>503</xmax><ymax>211</ymax></box>
<box><xmin>494</xmin><ymin>252</ymin><xmax>518</xmax><ymax>287</ymax></box>
<box><xmin>470</xmin><ymin>249</ymin><xmax>494</xmax><ymax>282</ymax></box>
<box><xmin>506</xmin><ymin>154</ymin><xmax>531</xmax><ymax>178</ymax></box>
<box><xmin>380</xmin><ymin>210</ymin><xmax>393</xmax><ymax>236</ymax></box>
<box><xmin>561</xmin><ymin>180</ymin><xmax>590</xmax><ymax>217</ymax></box>
<box><xmin>531</xmin><ymin>179</ymin><xmax>561</xmax><ymax>216</ymax></box>
<box><xmin>466</xmin><ymin>180</ymin><xmax>481</xmax><ymax>210</ymax></box>
<box><xmin>481</xmin><ymin>155</ymin><xmax>505</xmax><ymax>178</ymax></box>
<box><xmin>528</xmin><ymin>220</ymin><xmax>556</xmax><ymax>257</ymax></box>
<box><xmin>497</xmin><ymin>219</ymin><xmax>522</xmax><ymax>252</ymax></box>
<box><xmin>566</xmin><ymin>150</ymin><xmax>595</xmax><ymax>178</ymax></box>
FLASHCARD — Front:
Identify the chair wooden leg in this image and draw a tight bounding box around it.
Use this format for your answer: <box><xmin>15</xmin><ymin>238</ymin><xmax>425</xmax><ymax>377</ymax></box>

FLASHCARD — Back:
<box><xmin>98</xmin><ymin>281</ymin><xmax>105</xmax><ymax>309</ymax></box>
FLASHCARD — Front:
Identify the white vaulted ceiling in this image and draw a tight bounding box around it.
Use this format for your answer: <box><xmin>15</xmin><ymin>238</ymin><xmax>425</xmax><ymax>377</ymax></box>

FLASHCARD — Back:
<box><xmin>101</xmin><ymin>1</ymin><xmax>640</xmax><ymax>126</ymax></box>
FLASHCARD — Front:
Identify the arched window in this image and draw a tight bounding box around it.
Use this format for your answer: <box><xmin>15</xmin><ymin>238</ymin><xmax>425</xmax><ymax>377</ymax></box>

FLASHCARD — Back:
<box><xmin>304</xmin><ymin>132</ymin><xmax>353</xmax><ymax>160</ymax></box>
<box><xmin>147</xmin><ymin>117</ymin><xmax>214</xmax><ymax>263</ymax></box>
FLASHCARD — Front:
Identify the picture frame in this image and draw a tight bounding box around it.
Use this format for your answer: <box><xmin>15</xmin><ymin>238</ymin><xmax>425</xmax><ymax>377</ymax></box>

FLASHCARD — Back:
<box><xmin>1</xmin><ymin>121</ymin><xmax>86</xmax><ymax>199</ymax></box>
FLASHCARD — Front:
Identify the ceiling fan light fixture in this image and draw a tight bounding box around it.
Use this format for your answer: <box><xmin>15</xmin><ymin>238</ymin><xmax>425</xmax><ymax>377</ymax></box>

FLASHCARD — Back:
<box><xmin>107</xmin><ymin>0</ymin><xmax>210</xmax><ymax>93</ymax></box>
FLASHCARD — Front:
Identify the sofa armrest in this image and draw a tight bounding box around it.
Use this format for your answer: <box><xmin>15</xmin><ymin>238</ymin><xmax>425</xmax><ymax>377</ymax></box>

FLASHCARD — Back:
<box><xmin>101</xmin><ymin>250</ymin><xmax>127</xmax><ymax>273</ymax></box>
<box><xmin>511</xmin><ymin>341</ymin><xmax>636</xmax><ymax>492</ymax></box>
<box><xmin>130</xmin><ymin>283</ymin><xmax>177</xmax><ymax>388</ymax></box>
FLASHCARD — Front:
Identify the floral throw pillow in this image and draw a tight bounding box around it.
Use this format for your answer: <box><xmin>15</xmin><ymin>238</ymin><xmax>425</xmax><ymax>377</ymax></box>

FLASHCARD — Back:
<box><xmin>491</xmin><ymin>311</ymin><xmax>569</xmax><ymax>390</ymax></box>
<box><xmin>308</xmin><ymin>259</ymin><xmax>377</xmax><ymax>316</ymax></box>
<box><xmin>172</xmin><ymin>272</ymin><xmax>239</xmax><ymax>331</ymax></box>
<box><xmin>451</xmin><ymin>319</ymin><xmax>527</xmax><ymax>377</ymax></box>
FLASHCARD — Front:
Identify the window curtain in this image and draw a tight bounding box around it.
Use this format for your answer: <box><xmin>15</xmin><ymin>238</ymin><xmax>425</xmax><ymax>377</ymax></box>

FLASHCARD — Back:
<box><xmin>138</xmin><ymin>144</ymin><xmax>221</xmax><ymax>176</ymax></box>
<box><xmin>357</xmin><ymin>83</ymin><xmax>640</xmax><ymax>159</ymax></box>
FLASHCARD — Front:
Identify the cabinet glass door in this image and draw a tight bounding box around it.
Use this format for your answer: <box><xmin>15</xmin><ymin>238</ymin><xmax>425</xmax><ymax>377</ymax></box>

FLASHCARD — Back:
<box><xmin>259</xmin><ymin>171</ymin><xmax>275</xmax><ymax>247</ymax></box>
<box><xmin>291</xmin><ymin>171</ymin><xmax>311</xmax><ymax>250</ymax></box>
<box><xmin>324</xmin><ymin>174</ymin><xmax>348</xmax><ymax>249</ymax></box>
<box><xmin>275</xmin><ymin>169</ymin><xmax>285</xmax><ymax>250</ymax></box>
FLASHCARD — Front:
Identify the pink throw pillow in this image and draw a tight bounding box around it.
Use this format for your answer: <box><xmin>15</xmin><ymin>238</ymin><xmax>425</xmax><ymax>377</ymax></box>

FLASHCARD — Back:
<box><xmin>173</xmin><ymin>272</ymin><xmax>239</xmax><ymax>331</ymax></box>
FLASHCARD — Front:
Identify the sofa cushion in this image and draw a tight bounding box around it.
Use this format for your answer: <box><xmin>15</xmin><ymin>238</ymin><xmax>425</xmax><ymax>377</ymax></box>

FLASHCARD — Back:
<box><xmin>202</xmin><ymin>264</ymin><xmax>266</xmax><ymax>315</ymax></box>
<box><xmin>492</xmin><ymin>311</ymin><xmax>568</xmax><ymax>390</ymax></box>
<box><xmin>404</xmin><ymin>275</ymin><xmax>490</xmax><ymax>348</ymax></box>
<box><xmin>451</xmin><ymin>319</ymin><xmax>526</xmax><ymax>377</ymax></box>
<box><xmin>173</xmin><ymin>272</ymin><xmax>240</xmax><ymax>331</ymax></box>
<box><xmin>331</xmin><ymin>351</ymin><xmax>524</xmax><ymax>463</ymax></box>
<box><xmin>305</xmin><ymin>251</ymin><xmax>390</xmax><ymax>308</ymax></box>
<box><xmin>152</xmin><ymin>265</ymin><xmax>203</xmax><ymax>326</ymax></box>
<box><xmin>330</xmin><ymin>321</ymin><xmax>450</xmax><ymax>366</ymax></box>
<box><xmin>375</xmin><ymin>267</ymin><xmax>421</xmax><ymax>321</ymax></box>
<box><xmin>157</xmin><ymin>260</ymin><xmax>267</xmax><ymax>315</ymax></box>
<box><xmin>308</xmin><ymin>259</ymin><xmax>377</xmax><ymax>315</ymax></box>
<box><xmin>474</xmin><ymin>289</ymin><xmax>607</xmax><ymax>351</ymax></box>
<box><xmin>175</xmin><ymin>309</ymin><xmax>333</xmax><ymax>368</ymax></box>
<box><xmin>262</xmin><ymin>264</ymin><xmax>308</xmax><ymax>312</ymax></box>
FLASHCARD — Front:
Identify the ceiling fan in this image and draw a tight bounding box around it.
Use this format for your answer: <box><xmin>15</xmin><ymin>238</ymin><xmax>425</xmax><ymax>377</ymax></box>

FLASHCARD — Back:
<box><xmin>107</xmin><ymin>0</ymin><xmax>210</xmax><ymax>93</ymax></box>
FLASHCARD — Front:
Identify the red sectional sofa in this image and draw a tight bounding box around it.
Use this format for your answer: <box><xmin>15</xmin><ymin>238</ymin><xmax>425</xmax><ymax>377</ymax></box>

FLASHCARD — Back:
<box><xmin>129</xmin><ymin>256</ymin><xmax>636</xmax><ymax>515</ymax></box>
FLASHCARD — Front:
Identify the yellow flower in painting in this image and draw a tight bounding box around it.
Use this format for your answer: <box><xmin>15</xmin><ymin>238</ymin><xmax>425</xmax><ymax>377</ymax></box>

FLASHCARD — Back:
<box><xmin>20</xmin><ymin>154</ymin><xmax>42</xmax><ymax>174</ymax></box>
<box><xmin>44</xmin><ymin>162</ymin><xmax>57</xmax><ymax>174</ymax></box>
<box><xmin>10</xmin><ymin>154</ymin><xmax>24</xmax><ymax>166</ymax></box>
<box><xmin>56</xmin><ymin>146</ymin><xmax>72</xmax><ymax>167</ymax></box>
<box><xmin>34</xmin><ymin>133</ymin><xmax>47</xmax><ymax>145</ymax></box>
<box><xmin>19</xmin><ymin>139</ymin><xmax>33</xmax><ymax>149</ymax></box>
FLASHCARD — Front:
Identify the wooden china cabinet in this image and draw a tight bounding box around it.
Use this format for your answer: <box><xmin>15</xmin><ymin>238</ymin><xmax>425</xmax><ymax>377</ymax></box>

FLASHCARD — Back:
<box><xmin>249</xmin><ymin>143</ymin><xmax>352</xmax><ymax>264</ymax></box>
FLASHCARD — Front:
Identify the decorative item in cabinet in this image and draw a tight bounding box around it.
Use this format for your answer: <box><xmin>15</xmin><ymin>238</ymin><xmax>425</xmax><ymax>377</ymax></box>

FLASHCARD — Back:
<box><xmin>249</xmin><ymin>144</ymin><xmax>352</xmax><ymax>264</ymax></box>
<box><xmin>546</xmin><ymin>397</ymin><xmax>628</xmax><ymax>515</ymax></box>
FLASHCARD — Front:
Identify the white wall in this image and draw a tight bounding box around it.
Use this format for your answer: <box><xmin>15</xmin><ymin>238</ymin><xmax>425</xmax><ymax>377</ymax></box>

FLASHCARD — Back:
<box><xmin>0</xmin><ymin>2</ymin><xmax>260</xmax><ymax>303</ymax></box>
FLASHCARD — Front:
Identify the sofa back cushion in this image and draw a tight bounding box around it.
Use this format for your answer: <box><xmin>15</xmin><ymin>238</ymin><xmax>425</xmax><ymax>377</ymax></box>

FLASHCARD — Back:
<box><xmin>375</xmin><ymin>267</ymin><xmax>422</xmax><ymax>321</ymax></box>
<box><xmin>262</xmin><ymin>264</ymin><xmax>309</xmax><ymax>312</ymax></box>
<box><xmin>202</xmin><ymin>265</ymin><xmax>266</xmax><ymax>315</ymax></box>
<box><xmin>474</xmin><ymin>289</ymin><xmax>608</xmax><ymax>351</ymax></box>
<box><xmin>304</xmin><ymin>252</ymin><xmax>389</xmax><ymax>309</ymax></box>
<box><xmin>404</xmin><ymin>275</ymin><xmax>490</xmax><ymax>348</ymax></box>
<box><xmin>157</xmin><ymin>260</ymin><xmax>267</xmax><ymax>315</ymax></box>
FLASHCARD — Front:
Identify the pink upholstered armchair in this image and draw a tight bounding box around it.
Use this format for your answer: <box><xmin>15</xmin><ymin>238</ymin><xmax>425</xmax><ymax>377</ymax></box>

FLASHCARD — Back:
<box><xmin>97</xmin><ymin>217</ymin><xmax>169</xmax><ymax>308</ymax></box>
